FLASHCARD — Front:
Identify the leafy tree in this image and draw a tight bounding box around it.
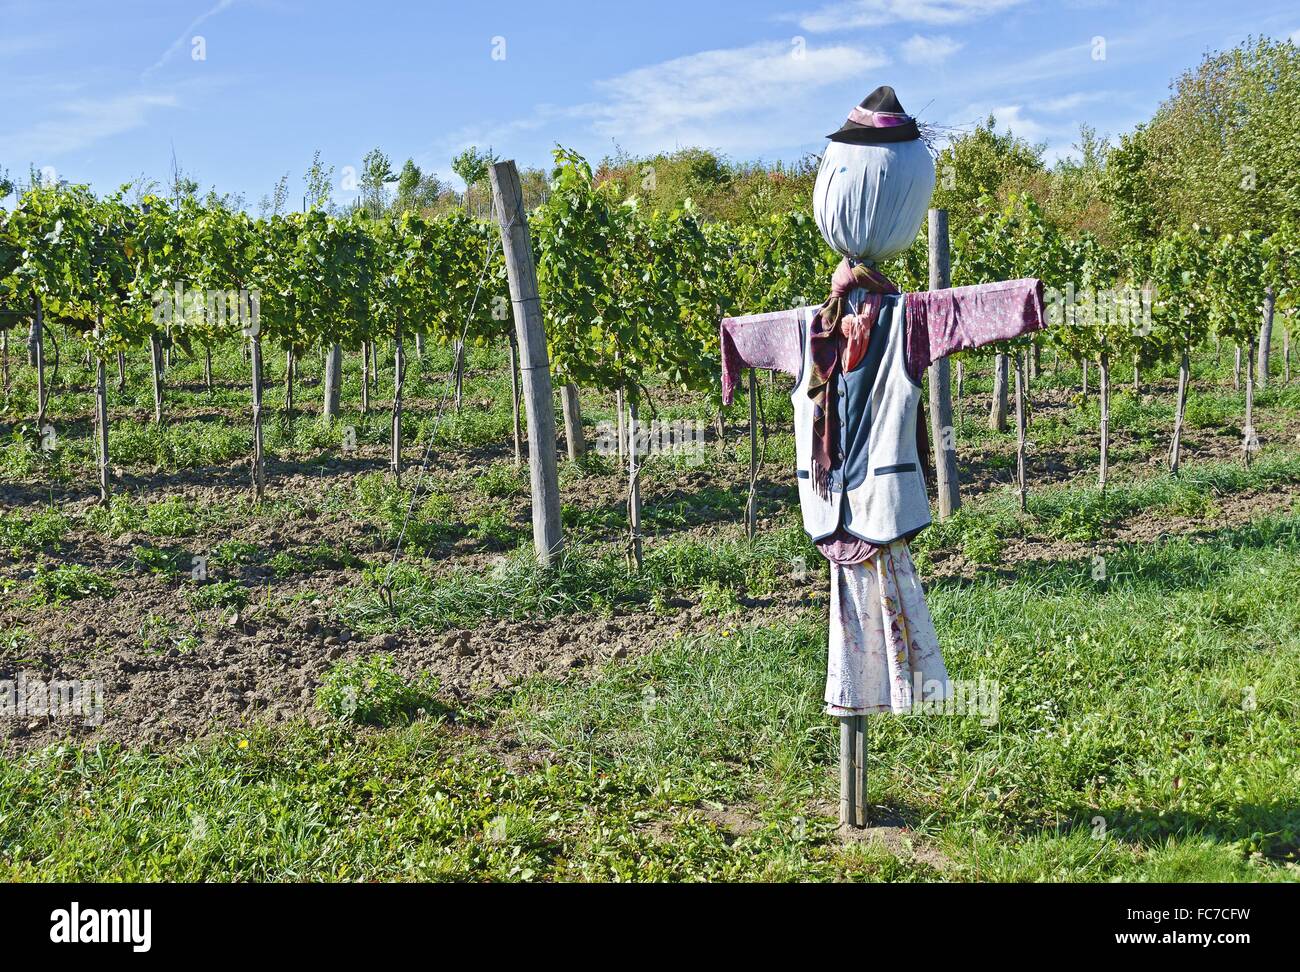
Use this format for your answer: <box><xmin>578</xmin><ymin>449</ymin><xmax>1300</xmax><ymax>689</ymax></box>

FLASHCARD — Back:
<box><xmin>260</xmin><ymin>172</ymin><xmax>291</xmax><ymax>218</ymax></box>
<box><xmin>360</xmin><ymin>149</ymin><xmax>396</xmax><ymax>218</ymax></box>
<box><xmin>1145</xmin><ymin>36</ymin><xmax>1300</xmax><ymax>236</ymax></box>
<box><xmin>304</xmin><ymin>150</ymin><xmax>334</xmax><ymax>212</ymax></box>
<box><xmin>450</xmin><ymin>146</ymin><xmax>498</xmax><ymax>213</ymax></box>
<box><xmin>394</xmin><ymin>159</ymin><xmax>443</xmax><ymax>214</ymax></box>
<box><xmin>1105</xmin><ymin>126</ymin><xmax>1165</xmax><ymax>245</ymax></box>
<box><xmin>931</xmin><ymin>116</ymin><xmax>1043</xmax><ymax>231</ymax></box>
<box><xmin>1037</xmin><ymin>125</ymin><xmax>1112</xmax><ymax>240</ymax></box>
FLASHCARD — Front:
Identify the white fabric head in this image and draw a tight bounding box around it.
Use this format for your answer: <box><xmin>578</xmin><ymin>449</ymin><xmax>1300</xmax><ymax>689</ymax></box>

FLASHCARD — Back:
<box><xmin>813</xmin><ymin>139</ymin><xmax>935</xmax><ymax>263</ymax></box>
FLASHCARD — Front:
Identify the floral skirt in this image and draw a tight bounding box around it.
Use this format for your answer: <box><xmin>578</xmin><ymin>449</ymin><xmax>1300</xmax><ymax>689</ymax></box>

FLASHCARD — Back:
<box><xmin>824</xmin><ymin>541</ymin><xmax>950</xmax><ymax>716</ymax></box>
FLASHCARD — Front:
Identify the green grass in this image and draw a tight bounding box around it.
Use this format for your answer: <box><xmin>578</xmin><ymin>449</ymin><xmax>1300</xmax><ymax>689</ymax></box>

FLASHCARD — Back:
<box><xmin>335</xmin><ymin>472</ymin><xmax>457</xmax><ymax>552</ymax></box>
<box><xmin>0</xmin><ymin>507</ymin><xmax>70</xmax><ymax>556</ymax></box>
<box><xmin>912</xmin><ymin>451</ymin><xmax>1300</xmax><ymax>560</ymax></box>
<box><xmin>109</xmin><ymin>420</ymin><xmax>250</xmax><ymax>470</ymax></box>
<box><xmin>473</xmin><ymin>461</ymin><xmax>528</xmax><ymax>499</ymax></box>
<box><xmin>339</xmin><ymin>517</ymin><xmax>816</xmax><ymax>634</ymax></box>
<box><xmin>1</xmin><ymin>515</ymin><xmax>1296</xmax><ymax>881</ymax></box>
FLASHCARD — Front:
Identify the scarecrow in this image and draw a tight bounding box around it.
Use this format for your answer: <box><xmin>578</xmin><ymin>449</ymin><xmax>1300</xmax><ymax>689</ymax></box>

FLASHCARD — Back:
<box><xmin>720</xmin><ymin>86</ymin><xmax>1046</xmax><ymax>826</ymax></box>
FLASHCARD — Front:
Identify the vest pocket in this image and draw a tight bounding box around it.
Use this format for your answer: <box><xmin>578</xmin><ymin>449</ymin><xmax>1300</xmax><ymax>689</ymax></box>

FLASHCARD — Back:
<box><xmin>873</xmin><ymin>463</ymin><xmax>916</xmax><ymax>475</ymax></box>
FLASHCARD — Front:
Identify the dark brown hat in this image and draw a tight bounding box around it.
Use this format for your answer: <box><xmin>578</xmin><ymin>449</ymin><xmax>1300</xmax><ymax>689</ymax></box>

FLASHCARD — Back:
<box><xmin>828</xmin><ymin>85</ymin><xmax>920</xmax><ymax>144</ymax></box>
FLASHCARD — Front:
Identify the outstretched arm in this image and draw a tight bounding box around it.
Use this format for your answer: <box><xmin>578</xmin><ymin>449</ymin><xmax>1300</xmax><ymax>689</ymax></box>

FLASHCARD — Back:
<box><xmin>720</xmin><ymin>308</ymin><xmax>809</xmax><ymax>406</ymax></box>
<box><xmin>904</xmin><ymin>278</ymin><xmax>1045</xmax><ymax>380</ymax></box>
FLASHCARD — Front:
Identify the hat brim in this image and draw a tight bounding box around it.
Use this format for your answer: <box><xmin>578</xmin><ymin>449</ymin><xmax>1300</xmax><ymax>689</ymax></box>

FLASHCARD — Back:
<box><xmin>827</xmin><ymin>120</ymin><xmax>920</xmax><ymax>144</ymax></box>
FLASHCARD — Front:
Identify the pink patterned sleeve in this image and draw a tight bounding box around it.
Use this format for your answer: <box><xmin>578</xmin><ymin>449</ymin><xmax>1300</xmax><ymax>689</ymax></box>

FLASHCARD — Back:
<box><xmin>904</xmin><ymin>278</ymin><xmax>1046</xmax><ymax>379</ymax></box>
<box><xmin>720</xmin><ymin>310</ymin><xmax>805</xmax><ymax>406</ymax></box>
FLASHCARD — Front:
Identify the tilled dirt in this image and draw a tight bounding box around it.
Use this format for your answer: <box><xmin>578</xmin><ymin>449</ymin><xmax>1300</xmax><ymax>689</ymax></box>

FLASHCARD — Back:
<box><xmin>3</xmin><ymin>474</ymin><xmax>1291</xmax><ymax>755</ymax></box>
<box><xmin>0</xmin><ymin>592</ymin><xmax>809</xmax><ymax>753</ymax></box>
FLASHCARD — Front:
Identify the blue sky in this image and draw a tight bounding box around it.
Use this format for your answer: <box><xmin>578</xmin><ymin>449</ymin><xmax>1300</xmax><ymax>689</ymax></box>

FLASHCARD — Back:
<box><xmin>1</xmin><ymin>0</ymin><xmax>1297</xmax><ymax>209</ymax></box>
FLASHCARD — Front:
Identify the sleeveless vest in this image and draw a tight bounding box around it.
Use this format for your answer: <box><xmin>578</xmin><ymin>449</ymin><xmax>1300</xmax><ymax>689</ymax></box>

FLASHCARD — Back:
<box><xmin>791</xmin><ymin>291</ymin><xmax>931</xmax><ymax>545</ymax></box>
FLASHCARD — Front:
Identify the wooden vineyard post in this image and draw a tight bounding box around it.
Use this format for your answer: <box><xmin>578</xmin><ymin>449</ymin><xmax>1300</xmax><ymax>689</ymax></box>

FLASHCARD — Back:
<box><xmin>627</xmin><ymin>396</ymin><xmax>643</xmax><ymax>569</ymax></box>
<box><xmin>490</xmin><ymin>159</ymin><xmax>563</xmax><ymax>566</ymax></box>
<box><xmin>560</xmin><ymin>383</ymin><xmax>586</xmax><ymax>460</ymax></box>
<box><xmin>1015</xmin><ymin>349</ymin><xmax>1028</xmax><ymax>511</ymax></box>
<box><xmin>94</xmin><ymin>311</ymin><xmax>110</xmax><ymax>505</ymax></box>
<box><xmin>250</xmin><ymin>332</ymin><xmax>266</xmax><ymax>500</ymax></box>
<box><xmin>26</xmin><ymin>307</ymin><xmax>37</xmax><ymax>367</ymax></box>
<box><xmin>453</xmin><ymin>340</ymin><xmax>465</xmax><ymax>412</ymax></box>
<box><xmin>201</xmin><ymin>347</ymin><xmax>210</xmax><ymax>393</ymax></box>
<box><xmin>1170</xmin><ymin>348</ymin><xmax>1190</xmax><ymax>474</ymax></box>
<box><xmin>989</xmin><ymin>352</ymin><xmax>1009</xmax><ymax>432</ymax></box>
<box><xmin>1259</xmin><ymin>286</ymin><xmax>1274</xmax><ymax>391</ymax></box>
<box><xmin>284</xmin><ymin>349</ymin><xmax>295</xmax><ymax>415</ymax></box>
<box><xmin>840</xmin><ymin>718</ymin><xmax>856</xmax><ymax>828</ymax></box>
<box><xmin>32</xmin><ymin>298</ymin><xmax>46</xmax><ymax>430</ymax></box>
<box><xmin>149</xmin><ymin>332</ymin><xmax>164</xmax><ymax>425</ymax></box>
<box><xmin>927</xmin><ymin>209</ymin><xmax>961</xmax><ymax>519</ymax></box>
<box><xmin>616</xmin><ymin>387</ymin><xmax>627</xmax><ymax>459</ymax></box>
<box><xmin>360</xmin><ymin>342</ymin><xmax>370</xmax><ymax>414</ymax></box>
<box><xmin>839</xmin><ymin>714</ymin><xmax>866</xmax><ymax>829</ymax></box>
<box><xmin>1244</xmin><ymin>337</ymin><xmax>1256</xmax><ymax>468</ymax></box>
<box><xmin>390</xmin><ymin>323</ymin><xmax>404</xmax><ymax>481</ymax></box>
<box><xmin>323</xmin><ymin>342</ymin><xmax>342</xmax><ymax>421</ymax></box>
<box><xmin>746</xmin><ymin>368</ymin><xmax>758</xmax><ymax>540</ymax></box>
<box><xmin>1098</xmin><ymin>348</ymin><xmax>1110</xmax><ymax>490</ymax></box>
<box><xmin>854</xmin><ymin>714</ymin><xmax>866</xmax><ymax>825</ymax></box>
<box><xmin>509</xmin><ymin>332</ymin><xmax>523</xmax><ymax>466</ymax></box>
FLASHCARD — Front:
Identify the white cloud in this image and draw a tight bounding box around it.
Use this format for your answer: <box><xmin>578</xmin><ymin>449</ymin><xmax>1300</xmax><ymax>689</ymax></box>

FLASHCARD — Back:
<box><xmin>1289</xmin><ymin>28</ymin><xmax>1300</xmax><ymax>44</ymax></box>
<box><xmin>143</xmin><ymin>0</ymin><xmax>239</xmax><ymax>78</ymax></box>
<box><xmin>794</xmin><ymin>0</ymin><xmax>1026</xmax><ymax>33</ymax></box>
<box><xmin>947</xmin><ymin>100</ymin><xmax>1115</xmax><ymax>164</ymax></box>
<box><xmin>580</xmin><ymin>40</ymin><xmax>889</xmax><ymax>153</ymax></box>
<box><xmin>444</xmin><ymin>40</ymin><xmax>891</xmax><ymax>159</ymax></box>
<box><xmin>1037</xmin><ymin>91</ymin><xmax>1113</xmax><ymax>112</ymax></box>
<box><xmin>984</xmin><ymin>104</ymin><xmax>1050</xmax><ymax>141</ymax></box>
<box><xmin>901</xmin><ymin>34</ymin><xmax>963</xmax><ymax>66</ymax></box>
<box><xmin>0</xmin><ymin>93</ymin><xmax>179</xmax><ymax>160</ymax></box>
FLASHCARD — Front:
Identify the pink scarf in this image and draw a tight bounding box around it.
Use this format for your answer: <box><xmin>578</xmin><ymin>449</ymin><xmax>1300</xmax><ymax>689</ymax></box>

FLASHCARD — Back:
<box><xmin>807</xmin><ymin>259</ymin><xmax>899</xmax><ymax>496</ymax></box>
